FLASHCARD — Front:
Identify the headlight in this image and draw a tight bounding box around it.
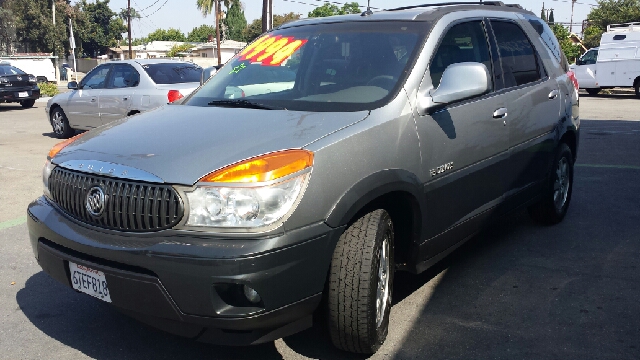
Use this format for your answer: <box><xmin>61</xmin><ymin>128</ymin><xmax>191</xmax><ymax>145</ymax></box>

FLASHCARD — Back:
<box><xmin>184</xmin><ymin>173</ymin><xmax>309</xmax><ymax>228</ymax></box>
<box><xmin>43</xmin><ymin>159</ymin><xmax>56</xmax><ymax>198</ymax></box>
<box><xmin>181</xmin><ymin>149</ymin><xmax>314</xmax><ymax>230</ymax></box>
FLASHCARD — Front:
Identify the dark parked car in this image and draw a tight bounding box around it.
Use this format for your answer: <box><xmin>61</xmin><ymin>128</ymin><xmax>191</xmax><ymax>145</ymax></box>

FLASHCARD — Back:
<box><xmin>0</xmin><ymin>63</ymin><xmax>40</xmax><ymax>108</ymax></box>
<box><xmin>28</xmin><ymin>2</ymin><xmax>579</xmax><ymax>354</ymax></box>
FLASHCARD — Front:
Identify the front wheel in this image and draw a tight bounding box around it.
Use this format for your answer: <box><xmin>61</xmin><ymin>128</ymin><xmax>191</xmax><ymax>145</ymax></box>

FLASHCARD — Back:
<box><xmin>528</xmin><ymin>143</ymin><xmax>574</xmax><ymax>224</ymax></box>
<box><xmin>327</xmin><ymin>209</ymin><xmax>394</xmax><ymax>354</ymax></box>
<box><xmin>50</xmin><ymin>107</ymin><xmax>74</xmax><ymax>139</ymax></box>
<box><xmin>20</xmin><ymin>99</ymin><xmax>35</xmax><ymax>108</ymax></box>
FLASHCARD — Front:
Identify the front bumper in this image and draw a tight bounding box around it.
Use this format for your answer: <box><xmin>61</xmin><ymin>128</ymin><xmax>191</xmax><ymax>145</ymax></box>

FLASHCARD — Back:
<box><xmin>0</xmin><ymin>87</ymin><xmax>40</xmax><ymax>102</ymax></box>
<box><xmin>27</xmin><ymin>196</ymin><xmax>343</xmax><ymax>345</ymax></box>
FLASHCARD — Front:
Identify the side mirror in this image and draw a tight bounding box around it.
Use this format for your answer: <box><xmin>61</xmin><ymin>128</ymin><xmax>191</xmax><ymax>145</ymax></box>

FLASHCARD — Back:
<box><xmin>201</xmin><ymin>66</ymin><xmax>218</xmax><ymax>85</ymax></box>
<box><xmin>575</xmin><ymin>59</ymin><xmax>584</xmax><ymax>66</ymax></box>
<box><xmin>67</xmin><ymin>81</ymin><xmax>78</xmax><ymax>90</ymax></box>
<box><xmin>431</xmin><ymin>62</ymin><xmax>490</xmax><ymax>105</ymax></box>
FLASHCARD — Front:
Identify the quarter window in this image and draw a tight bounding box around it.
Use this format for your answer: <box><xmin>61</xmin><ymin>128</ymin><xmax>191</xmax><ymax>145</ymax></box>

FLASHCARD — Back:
<box><xmin>430</xmin><ymin>21</ymin><xmax>492</xmax><ymax>89</ymax></box>
<box><xmin>491</xmin><ymin>21</ymin><xmax>541</xmax><ymax>87</ymax></box>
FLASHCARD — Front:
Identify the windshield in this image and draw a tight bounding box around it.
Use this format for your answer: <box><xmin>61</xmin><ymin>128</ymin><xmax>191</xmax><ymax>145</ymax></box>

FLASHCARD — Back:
<box><xmin>142</xmin><ymin>63</ymin><xmax>202</xmax><ymax>84</ymax></box>
<box><xmin>0</xmin><ymin>65</ymin><xmax>26</xmax><ymax>75</ymax></box>
<box><xmin>185</xmin><ymin>21</ymin><xmax>427</xmax><ymax>112</ymax></box>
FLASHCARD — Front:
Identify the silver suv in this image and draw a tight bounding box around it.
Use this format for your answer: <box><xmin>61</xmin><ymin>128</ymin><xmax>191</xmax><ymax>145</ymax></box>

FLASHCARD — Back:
<box><xmin>28</xmin><ymin>2</ymin><xmax>579</xmax><ymax>354</ymax></box>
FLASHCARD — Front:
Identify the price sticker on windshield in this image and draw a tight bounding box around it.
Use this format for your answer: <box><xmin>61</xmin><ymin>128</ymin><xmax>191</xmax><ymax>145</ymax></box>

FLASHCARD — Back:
<box><xmin>238</xmin><ymin>35</ymin><xmax>307</xmax><ymax>66</ymax></box>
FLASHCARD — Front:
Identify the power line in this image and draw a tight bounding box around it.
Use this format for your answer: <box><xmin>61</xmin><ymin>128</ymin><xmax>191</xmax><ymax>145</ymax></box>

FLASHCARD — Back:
<box><xmin>281</xmin><ymin>0</ymin><xmax>380</xmax><ymax>10</ymax></box>
<box><xmin>140</xmin><ymin>0</ymin><xmax>162</xmax><ymax>12</ymax></box>
<box><xmin>144</xmin><ymin>0</ymin><xmax>170</xmax><ymax>17</ymax></box>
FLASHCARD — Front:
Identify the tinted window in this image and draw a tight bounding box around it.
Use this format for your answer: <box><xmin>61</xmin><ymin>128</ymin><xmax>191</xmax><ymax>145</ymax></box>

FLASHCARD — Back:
<box><xmin>108</xmin><ymin>64</ymin><xmax>140</xmax><ymax>88</ymax></box>
<box><xmin>581</xmin><ymin>49</ymin><xmax>598</xmax><ymax>64</ymax></box>
<box><xmin>81</xmin><ymin>65</ymin><xmax>111</xmax><ymax>89</ymax></box>
<box><xmin>0</xmin><ymin>65</ymin><xmax>26</xmax><ymax>75</ymax></box>
<box><xmin>142</xmin><ymin>63</ymin><xmax>202</xmax><ymax>84</ymax></box>
<box><xmin>491</xmin><ymin>21</ymin><xmax>541</xmax><ymax>87</ymax></box>
<box><xmin>430</xmin><ymin>21</ymin><xmax>492</xmax><ymax>89</ymax></box>
<box><xmin>186</xmin><ymin>21</ymin><xmax>426</xmax><ymax>112</ymax></box>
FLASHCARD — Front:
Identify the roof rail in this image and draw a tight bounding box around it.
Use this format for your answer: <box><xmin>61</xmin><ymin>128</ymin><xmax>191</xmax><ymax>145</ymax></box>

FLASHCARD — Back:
<box><xmin>385</xmin><ymin>1</ymin><xmax>517</xmax><ymax>11</ymax></box>
<box><xmin>606</xmin><ymin>22</ymin><xmax>640</xmax><ymax>32</ymax></box>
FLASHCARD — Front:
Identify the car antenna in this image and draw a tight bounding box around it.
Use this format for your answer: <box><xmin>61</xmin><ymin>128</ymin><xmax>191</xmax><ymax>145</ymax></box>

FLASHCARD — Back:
<box><xmin>361</xmin><ymin>0</ymin><xmax>373</xmax><ymax>16</ymax></box>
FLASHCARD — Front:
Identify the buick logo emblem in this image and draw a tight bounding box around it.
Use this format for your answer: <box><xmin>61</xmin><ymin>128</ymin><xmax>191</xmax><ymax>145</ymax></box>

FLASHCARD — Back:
<box><xmin>85</xmin><ymin>186</ymin><xmax>105</xmax><ymax>217</ymax></box>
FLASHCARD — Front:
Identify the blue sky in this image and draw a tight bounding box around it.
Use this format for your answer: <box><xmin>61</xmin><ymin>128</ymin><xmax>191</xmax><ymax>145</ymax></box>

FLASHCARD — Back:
<box><xmin>100</xmin><ymin>0</ymin><xmax>596</xmax><ymax>38</ymax></box>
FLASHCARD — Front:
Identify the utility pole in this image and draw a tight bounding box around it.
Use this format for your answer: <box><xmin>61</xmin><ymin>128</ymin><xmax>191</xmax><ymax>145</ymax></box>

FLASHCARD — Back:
<box><xmin>569</xmin><ymin>0</ymin><xmax>576</xmax><ymax>32</ymax></box>
<box><xmin>262</xmin><ymin>0</ymin><xmax>272</xmax><ymax>33</ymax></box>
<box><xmin>215</xmin><ymin>0</ymin><xmax>222</xmax><ymax>66</ymax></box>
<box><xmin>128</xmin><ymin>0</ymin><xmax>132</xmax><ymax>59</ymax></box>
<box><xmin>53</xmin><ymin>0</ymin><xmax>60</xmax><ymax>83</ymax></box>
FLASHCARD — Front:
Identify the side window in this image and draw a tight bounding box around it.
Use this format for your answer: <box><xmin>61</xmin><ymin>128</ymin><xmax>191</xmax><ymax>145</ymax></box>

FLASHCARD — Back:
<box><xmin>81</xmin><ymin>65</ymin><xmax>110</xmax><ymax>90</ymax></box>
<box><xmin>430</xmin><ymin>21</ymin><xmax>492</xmax><ymax>89</ymax></box>
<box><xmin>491</xmin><ymin>21</ymin><xmax>541</xmax><ymax>88</ymax></box>
<box><xmin>581</xmin><ymin>50</ymin><xmax>598</xmax><ymax>65</ymax></box>
<box><xmin>108</xmin><ymin>64</ymin><xmax>140</xmax><ymax>89</ymax></box>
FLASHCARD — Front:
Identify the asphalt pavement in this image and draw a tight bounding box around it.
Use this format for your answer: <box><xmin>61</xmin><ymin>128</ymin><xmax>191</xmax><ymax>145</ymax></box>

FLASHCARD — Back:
<box><xmin>0</xmin><ymin>93</ymin><xmax>639</xmax><ymax>359</ymax></box>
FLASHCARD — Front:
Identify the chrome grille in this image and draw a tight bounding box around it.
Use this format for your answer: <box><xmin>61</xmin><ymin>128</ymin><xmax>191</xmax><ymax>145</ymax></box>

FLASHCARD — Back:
<box><xmin>49</xmin><ymin>167</ymin><xmax>183</xmax><ymax>232</ymax></box>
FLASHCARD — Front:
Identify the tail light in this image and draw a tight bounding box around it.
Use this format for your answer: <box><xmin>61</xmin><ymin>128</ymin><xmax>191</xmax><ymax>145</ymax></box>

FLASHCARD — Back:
<box><xmin>567</xmin><ymin>71</ymin><xmax>579</xmax><ymax>90</ymax></box>
<box><xmin>167</xmin><ymin>90</ymin><xmax>184</xmax><ymax>103</ymax></box>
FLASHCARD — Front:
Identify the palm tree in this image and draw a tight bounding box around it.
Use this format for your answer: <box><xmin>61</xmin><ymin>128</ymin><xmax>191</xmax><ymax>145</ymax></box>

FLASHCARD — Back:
<box><xmin>196</xmin><ymin>0</ymin><xmax>239</xmax><ymax>65</ymax></box>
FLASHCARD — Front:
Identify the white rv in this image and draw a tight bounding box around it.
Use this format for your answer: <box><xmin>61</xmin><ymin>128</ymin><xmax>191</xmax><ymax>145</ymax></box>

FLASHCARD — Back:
<box><xmin>0</xmin><ymin>56</ymin><xmax>56</xmax><ymax>83</ymax></box>
<box><xmin>571</xmin><ymin>22</ymin><xmax>640</xmax><ymax>97</ymax></box>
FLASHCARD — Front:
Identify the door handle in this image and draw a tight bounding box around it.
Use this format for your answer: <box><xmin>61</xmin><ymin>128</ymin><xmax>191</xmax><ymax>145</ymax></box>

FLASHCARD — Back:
<box><xmin>493</xmin><ymin>108</ymin><xmax>507</xmax><ymax>119</ymax></box>
<box><xmin>90</xmin><ymin>97</ymin><xmax>96</xmax><ymax>102</ymax></box>
<box><xmin>123</xmin><ymin>97</ymin><xmax>129</xmax><ymax>101</ymax></box>
<box><xmin>548</xmin><ymin>90</ymin><xmax>559</xmax><ymax>99</ymax></box>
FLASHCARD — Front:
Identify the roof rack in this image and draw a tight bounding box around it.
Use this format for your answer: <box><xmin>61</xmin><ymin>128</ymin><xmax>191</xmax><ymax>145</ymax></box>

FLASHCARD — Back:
<box><xmin>385</xmin><ymin>1</ymin><xmax>523</xmax><ymax>11</ymax></box>
<box><xmin>607</xmin><ymin>22</ymin><xmax>640</xmax><ymax>32</ymax></box>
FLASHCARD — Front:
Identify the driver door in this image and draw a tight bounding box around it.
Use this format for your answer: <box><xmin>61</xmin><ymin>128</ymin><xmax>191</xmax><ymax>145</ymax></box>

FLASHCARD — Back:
<box><xmin>572</xmin><ymin>49</ymin><xmax>598</xmax><ymax>89</ymax></box>
<box><xmin>66</xmin><ymin>64</ymin><xmax>111</xmax><ymax>129</ymax></box>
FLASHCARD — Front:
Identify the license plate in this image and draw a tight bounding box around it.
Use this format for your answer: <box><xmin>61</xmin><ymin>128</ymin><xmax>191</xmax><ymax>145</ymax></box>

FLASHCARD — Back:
<box><xmin>18</xmin><ymin>92</ymin><xmax>28</xmax><ymax>98</ymax></box>
<box><xmin>69</xmin><ymin>262</ymin><xmax>112</xmax><ymax>302</ymax></box>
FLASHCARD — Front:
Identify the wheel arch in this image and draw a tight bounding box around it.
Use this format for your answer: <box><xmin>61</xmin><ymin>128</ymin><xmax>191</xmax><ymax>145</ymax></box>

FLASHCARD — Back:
<box><xmin>48</xmin><ymin>103</ymin><xmax>62</xmax><ymax>123</ymax></box>
<box><xmin>325</xmin><ymin>169</ymin><xmax>425</xmax><ymax>271</ymax></box>
<box><xmin>560</xmin><ymin>127</ymin><xmax>578</xmax><ymax>162</ymax></box>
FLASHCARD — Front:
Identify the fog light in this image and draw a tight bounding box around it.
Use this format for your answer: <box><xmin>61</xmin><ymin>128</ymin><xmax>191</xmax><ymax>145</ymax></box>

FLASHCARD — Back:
<box><xmin>243</xmin><ymin>285</ymin><xmax>261</xmax><ymax>304</ymax></box>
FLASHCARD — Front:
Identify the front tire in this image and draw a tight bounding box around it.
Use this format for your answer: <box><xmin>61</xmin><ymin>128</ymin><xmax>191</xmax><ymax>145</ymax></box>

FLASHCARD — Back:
<box><xmin>327</xmin><ymin>209</ymin><xmax>394</xmax><ymax>354</ymax></box>
<box><xmin>528</xmin><ymin>143</ymin><xmax>574</xmax><ymax>224</ymax></box>
<box><xmin>20</xmin><ymin>99</ymin><xmax>35</xmax><ymax>108</ymax></box>
<box><xmin>50</xmin><ymin>107</ymin><xmax>74</xmax><ymax>139</ymax></box>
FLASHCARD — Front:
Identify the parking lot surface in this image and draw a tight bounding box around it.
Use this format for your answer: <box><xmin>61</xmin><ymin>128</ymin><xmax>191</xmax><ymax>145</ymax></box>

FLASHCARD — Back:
<box><xmin>0</xmin><ymin>93</ymin><xmax>639</xmax><ymax>359</ymax></box>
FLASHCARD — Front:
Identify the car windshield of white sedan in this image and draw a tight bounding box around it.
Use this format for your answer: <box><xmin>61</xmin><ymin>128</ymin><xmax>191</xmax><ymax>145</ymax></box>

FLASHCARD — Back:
<box><xmin>142</xmin><ymin>63</ymin><xmax>203</xmax><ymax>84</ymax></box>
<box><xmin>186</xmin><ymin>22</ymin><xmax>425</xmax><ymax>112</ymax></box>
<box><xmin>0</xmin><ymin>65</ymin><xmax>26</xmax><ymax>75</ymax></box>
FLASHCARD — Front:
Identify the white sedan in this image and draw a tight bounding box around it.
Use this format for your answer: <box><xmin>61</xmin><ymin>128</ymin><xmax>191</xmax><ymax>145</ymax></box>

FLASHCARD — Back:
<box><xmin>46</xmin><ymin>59</ymin><xmax>202</xmax><ymax>138</ymax></box>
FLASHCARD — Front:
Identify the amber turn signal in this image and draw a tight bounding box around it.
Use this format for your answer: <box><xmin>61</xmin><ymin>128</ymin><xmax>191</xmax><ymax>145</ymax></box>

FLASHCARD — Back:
<box><xmin>200</xmin><ymin>149</ymin><xmax>314</xmax><ymax>183</ymax></box>
<box><xmin>47</xmin><ymin>132</ymin><xmax>86</xmax><ymax>159</ymax></box>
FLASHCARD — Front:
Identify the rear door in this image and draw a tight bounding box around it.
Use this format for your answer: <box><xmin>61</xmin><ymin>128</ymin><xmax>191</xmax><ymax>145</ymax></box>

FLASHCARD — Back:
<box><xmin>66</xmin><ymin>64</ymin><xmax>111</xmax><ymax>129</ymax></box>
<box><xmin>99</xmin><ymin>63</ymin><xmax>140</xmax><ymax>124</ymax></box>
<box><xmin>488</xmin><ymin>19</ymin><xmax>561</xmax><ymax>204</ymax></box>
<box><xmin>416</xmin><ymin>20</ymin><xmax>510</xmax><ymax>256</ymax></box>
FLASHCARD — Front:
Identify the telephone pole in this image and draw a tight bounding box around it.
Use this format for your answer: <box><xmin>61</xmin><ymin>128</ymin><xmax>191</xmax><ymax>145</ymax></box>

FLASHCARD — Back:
<box><xmin>52</xmin><ymin>0</ymin><xmax>60</xmax><ymax>83</ymax></box>
<box><xmin>262</xmin><ymin>0</ymin><xmax>272</xmax><ymax>33</ymax></box>
<box><xmin>569</xmin><ymin>0</ymin><xmax>576</xmax><ymax>32</ymax></box>
<box><xmin>215</xmin><ymin>0</ymin><xmax>222</xmax><ymax>66</ymax></box>
<box><xmin>128</xmin><ymin>0</ymin><xmax>132</xmax><ymax>59</ymax></box>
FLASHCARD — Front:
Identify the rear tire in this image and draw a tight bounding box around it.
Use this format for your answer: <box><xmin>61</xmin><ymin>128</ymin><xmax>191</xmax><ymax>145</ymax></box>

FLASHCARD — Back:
<box><xmin>327</xmin><ymin>209</ymin><xmax>394</xmax><ymax>354</ymax></box>
<box><xmin>585</xmin><ymin>88</ymin><xmax>600</xmax><ymax>95</ymax></box>
<box><xmin>20</xmin><ymin>99</ymin><xmax>35</xmax><ymax>108</ymax></box>
<box><xmin>528</xmin><ymin>143</ymin><xmax>574</xmax><ymax>224</ymax></box>
<box><xmin>50</xmin><ymin>107</ymin><xmax>74</xmax><ymax>139</ymax></box>
<box><xmin>634</xmin><ymin>80</ymin><xmax>640</xmax><ymax>98</ymax></box>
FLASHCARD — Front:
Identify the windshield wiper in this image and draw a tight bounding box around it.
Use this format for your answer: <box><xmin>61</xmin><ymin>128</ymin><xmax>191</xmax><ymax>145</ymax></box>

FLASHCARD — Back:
<box><xmin>207</xmin><ymin>99</ymin><xmax>285</xmax><ymax>110</ymax></box>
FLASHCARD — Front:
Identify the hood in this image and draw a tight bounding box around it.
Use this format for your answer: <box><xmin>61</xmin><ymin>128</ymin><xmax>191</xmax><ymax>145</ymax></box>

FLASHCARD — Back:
<box><xmin>52</xmin><ymin>105</ymin><xmax>369</xmax><ymax>185</ymax></box>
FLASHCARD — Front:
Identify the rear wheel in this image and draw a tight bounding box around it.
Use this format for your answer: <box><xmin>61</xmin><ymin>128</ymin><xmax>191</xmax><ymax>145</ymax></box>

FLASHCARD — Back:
<box><xmin>50</xmin><ymin>107</ymin><xmax>74</xmax><ymax>139</ymax></box>
<box><xmin>20</xmin><ymin>99</ymin><xmax>35</xmax><ymax>108</ymax></box>
<box><xmin>528</xmin><ymin>143</ymin><xmax>574</xmax><ymax>224</ymax></box>
<box><xmin>327</xmin><ymin>209</ymin><xmax>394</xmax><ymax>354</ymax></box>
<box><xmin>634</xmin><ymin>79</ymin><xmax>640</xmax><ymax>98</ymax></box>
<box><xmin>585</xmin><ymin>88</ymin><xmax>600</xmax><ymax>95</ymax></box>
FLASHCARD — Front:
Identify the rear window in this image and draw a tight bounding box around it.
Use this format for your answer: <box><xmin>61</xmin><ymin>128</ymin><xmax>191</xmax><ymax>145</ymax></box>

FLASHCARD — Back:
<box><xmin>0</xmin><ymin>65</ymin><xmax>26</xmax><ymax>75</ymax></box>
<box><xmin>142</xmin><ymin>63</ymin><xmax>202</xmax><ymax>84</ymax></box>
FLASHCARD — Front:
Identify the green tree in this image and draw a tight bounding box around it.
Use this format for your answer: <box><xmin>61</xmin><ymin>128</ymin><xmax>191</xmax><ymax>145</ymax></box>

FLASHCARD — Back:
<box><xmin>118</xmin><ymin>7</ymin><xmax>141</xmax><ymax>21</ymax></box>
<box><xmin>308</xmin><ymin>2</ymin><xmax>361</xmax><ymax>17</ymax></box>
<box><xmin>187</xmin><ymin>24</ymin><xmax>216</xmax><ymax>42</ymax></box>
<box><xmin>73</xmin><ymin>0</ymin><xmax>126</xmax><ymax>57</ymax></box>
<box><xmin>540</xmin><ymin>6</ymin><xmax>547</xmax><ymax>22</ymax></box>
<box><xmin>551</xmin><ymin>23</ymin><xmax>582</xmax><ymax>62</ymax></box>
<box><xmin>146</xmin><ymin>28</ymin><xmax>187</xmax><ymax>42</ymax></box>
<box><xmin>548</xmin><ymin>9</ymin><xmax>555</xmax><ymax>24</ymax></box>
<box><xmin>167</xmin><ymin>43</ymin><xmax>193</xmax><ymax>57</ymax></box>
<box><xmin>243</xmin><ymin>12</ymin><xmax>301</xmax><ymax>42</ymax></box>
<box><xmin>583</xmin><ymin>0</ymin><xmax>640</xmax><ymax>49</ymax></box>
<box><xmin>223</xmin><ymin>1</ymin><xmax>247</xmax><ymax>41</ymax></box>
<box><xmin>0</xmin><ymin>1</ymin><xmax>16</xmax><ymax>55</ymax></box>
